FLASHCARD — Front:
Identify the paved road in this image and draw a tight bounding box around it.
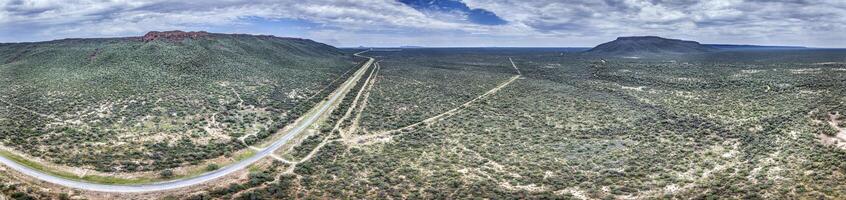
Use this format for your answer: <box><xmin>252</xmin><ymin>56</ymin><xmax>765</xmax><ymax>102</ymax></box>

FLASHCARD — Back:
<box><xmin>0</xmin><ymin>51</ymin><xmax>375</xmax><ymax>193</ymax></box>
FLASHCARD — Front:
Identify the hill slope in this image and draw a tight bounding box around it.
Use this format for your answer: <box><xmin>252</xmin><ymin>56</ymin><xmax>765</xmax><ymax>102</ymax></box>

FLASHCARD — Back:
<box><xmin>0</xmin><ymin>31</ymin><xmax>357</xmax><ymax>172</ymax></box>
<box><xmin>584</xmin><ymin>36</ymin><xmax>717</xmax><ymax>57</ymax></box>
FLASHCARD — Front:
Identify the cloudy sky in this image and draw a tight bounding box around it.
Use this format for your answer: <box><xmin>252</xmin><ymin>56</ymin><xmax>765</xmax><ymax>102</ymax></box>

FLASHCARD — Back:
<box><xmin>1</xmin><ymin>0</ymin><xmax>845</xmax><ymax>47</ymax></box>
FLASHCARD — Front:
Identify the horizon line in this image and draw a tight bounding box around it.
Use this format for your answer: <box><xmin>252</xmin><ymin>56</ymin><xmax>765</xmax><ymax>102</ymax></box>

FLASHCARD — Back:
<box><xmin>338</xmin><ymin>46</ymin><xmax>843</xmax><ymax>49</ymax></box>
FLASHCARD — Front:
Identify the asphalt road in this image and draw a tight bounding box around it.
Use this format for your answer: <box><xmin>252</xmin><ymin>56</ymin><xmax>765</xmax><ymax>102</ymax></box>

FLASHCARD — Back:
<box><xmin>0</xmin><ymin>51</ymin><xmax>374</xmax><ymax>193</ymax></box>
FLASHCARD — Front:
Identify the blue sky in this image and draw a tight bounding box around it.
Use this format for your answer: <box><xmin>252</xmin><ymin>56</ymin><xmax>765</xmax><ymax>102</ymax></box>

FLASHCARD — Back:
<box><xmin>399</xmin><ymin>0</ymin><xmax>507</xmax><ymax>25</ymax></box>
<box><xmin>1</xmin><ymin>0</ymin><xmax>845</xmax><ymax>47</ymax></box>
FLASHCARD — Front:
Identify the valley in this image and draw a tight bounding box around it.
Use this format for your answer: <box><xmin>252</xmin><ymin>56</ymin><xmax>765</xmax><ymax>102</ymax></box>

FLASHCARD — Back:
<box><xmin>3</xmin><ymin>0</ymin><xmax>846</xmax><ymax>199</ymax></box>
<box><xmin>1</xmin><ymin>35</ymin><xmax>845</xmax><ymax>199</ymax></box>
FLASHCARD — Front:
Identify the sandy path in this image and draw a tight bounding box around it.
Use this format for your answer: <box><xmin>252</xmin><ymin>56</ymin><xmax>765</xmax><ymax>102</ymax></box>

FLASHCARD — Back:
<box><xmin>819</xmin><ymin>113</ymin><xmax>846</xmax><ymax>149</ymax></box>
<box><xmin>347</xmin><ymin>62</ymin><xmax>381</xmax><ymax>135</ymax></box>
<box><xmin>349</xmin><ymin>58</ymin><xmax>523</xmax><ymax>144</ymax></box>
<box><xmin>333</xmin><ymin>60</ymin><xmax>381</xmax><ymax>139</ymax></box>
<box><xmin>379</xmin><ymin>75</ymin><xmax>519</xmax><ymax>135</ymax></box>
<box><xmin>509</xmin><ymin>57</ymin><xmax>522</xmax><ymax>75</ymax></box>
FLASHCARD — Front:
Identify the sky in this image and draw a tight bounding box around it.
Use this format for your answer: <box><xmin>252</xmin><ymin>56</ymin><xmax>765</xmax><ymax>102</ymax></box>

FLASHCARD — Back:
<box><xmin>1</xmin><ymin>0</ymin><xmax>845</xmax><ymax>48</ymax></box>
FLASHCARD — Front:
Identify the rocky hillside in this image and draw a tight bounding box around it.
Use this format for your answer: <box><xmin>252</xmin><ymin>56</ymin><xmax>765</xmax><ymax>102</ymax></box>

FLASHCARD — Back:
<box><xmin>0</xmin><ymin>31</ymin><xmax>358</xmax><ymax>172</ymax></box>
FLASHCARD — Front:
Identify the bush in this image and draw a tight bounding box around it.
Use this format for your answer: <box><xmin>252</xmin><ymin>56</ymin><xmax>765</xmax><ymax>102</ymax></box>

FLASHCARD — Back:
<box><xmin>206</xmin><ymin>164</ymin><xmax>220</xmax><ymax>171</ymax></box>
<box><xmin>160</xmin><ymin>169</ymin><xmax>174</xmax><ymax>178</ymax></box>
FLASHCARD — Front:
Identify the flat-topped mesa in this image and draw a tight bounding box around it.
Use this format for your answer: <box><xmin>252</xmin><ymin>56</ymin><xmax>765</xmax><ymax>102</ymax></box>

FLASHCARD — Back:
<box><xmin>584</xmin><ymin>36</ymin><xmax>717</xmax><ymax>57</ymax></box>
<box><xmin>142</xmin><ymin>30</ymin><xmax>210</xmax><ymax>42</ymax></box>
<box><xmin>615</xmin><ymin>36</ymin><xmax>704</xmax><ymax>45</ymax></box>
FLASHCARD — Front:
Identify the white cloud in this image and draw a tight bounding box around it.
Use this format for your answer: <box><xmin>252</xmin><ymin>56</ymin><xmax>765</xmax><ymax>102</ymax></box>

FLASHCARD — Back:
<box><xmin>0</xmin><ymin>0</ymin><xmax>480</xmax><ymax>39</ymax></box>
<box><xmin>0</xmin><ymin>0</ymin><xmax>844</xmax><ymax>47</ymax></box>
<box><xmin>463</xmin><ymin>0</ymin><xmax>846</xmax><ymax>47</ymax></box>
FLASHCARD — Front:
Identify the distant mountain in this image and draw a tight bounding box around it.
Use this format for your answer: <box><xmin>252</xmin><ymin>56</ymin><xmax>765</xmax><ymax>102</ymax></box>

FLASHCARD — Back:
<box><xmin>2</xmin><ymin>30</ymin><xmax>347</xmax><ymax>65</ymax></box>
<box><xmin>705</xmin><ymin>44</ymin><xmax>808</xmax><ymax>50</ymax></box>
<box><xmin>584</xmin><ymin>36</ymin><xmax>717</xmax><ymax>57</ymax></box>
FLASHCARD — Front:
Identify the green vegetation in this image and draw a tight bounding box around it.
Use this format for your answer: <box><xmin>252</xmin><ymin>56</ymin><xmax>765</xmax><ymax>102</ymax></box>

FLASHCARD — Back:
<box><xmin>0</xmin><ymin>33</ymin><xmax>357</xmax><ymax>173</ymax></box>
<box><xmin>203</xmin><ymin>48</ymin><xmax>846</xmax><ymax>199</ymax></box>
<box><xmin>206</xmin><ymin>164</ymin><xmax>219</xmax><ymax>171</ymax></box>
<box><xmin>234</xmin><ymin>149</ymin><xmax>257</xmax><ymax>161</ymax></box>
<box><xmin>0</xmin><ymin>173</ymin><xmax>59</xmax><ymax>200</ymax></box>
<box><xmin>3</xmin><ymin>43</ymin><xmax>846</xmax><ymax>199</ymax></box>
<box><xmin>186</xmin><ymin>161</ymin><xmax>287</xmax><ymax>199</ymax></box>
<box><xmin>160</xmin><ymin>169</ymin><xmax>174</xmax><ymax>178</ymax></box>
<box><xmin>358</xmin><ymin>50</ymin><xmax>515</xmax><ymax>132</ymax></box>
